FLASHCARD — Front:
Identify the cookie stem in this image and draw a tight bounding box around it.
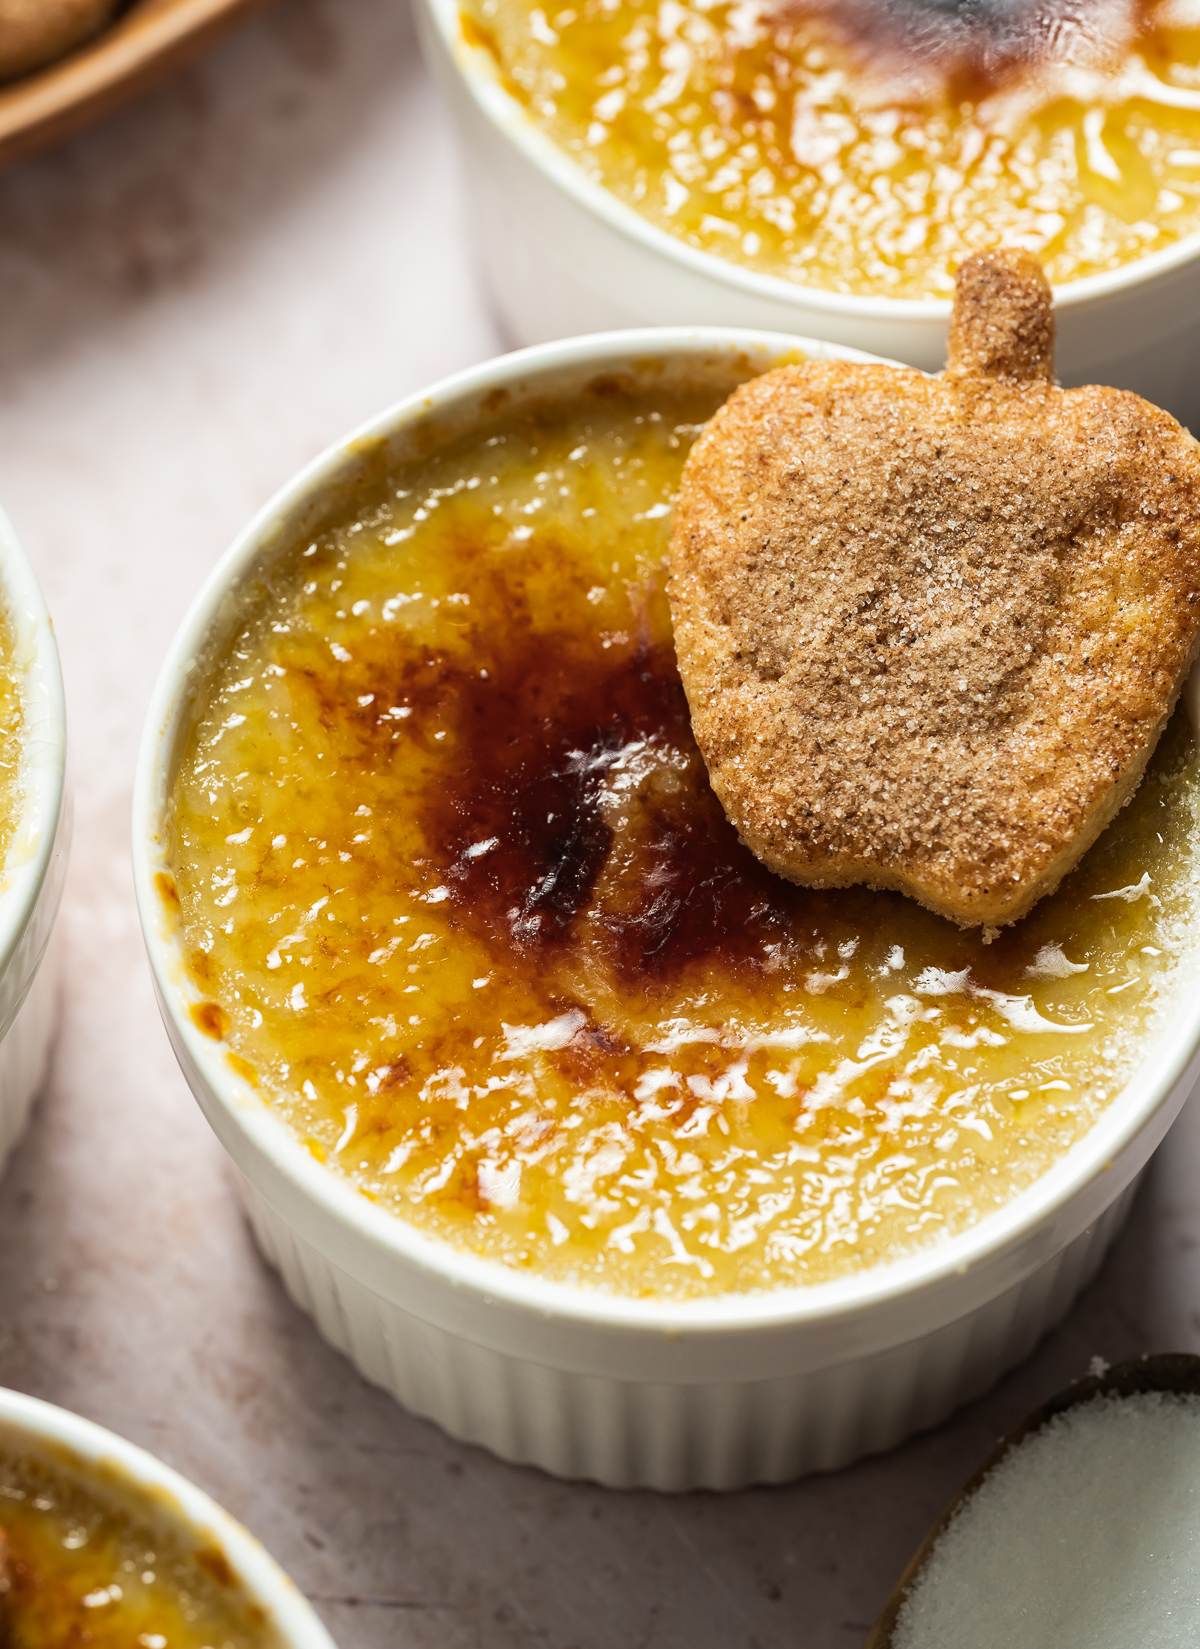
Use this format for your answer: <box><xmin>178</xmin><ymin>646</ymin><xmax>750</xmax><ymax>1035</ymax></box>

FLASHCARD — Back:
<box><xmin>946</xmin><ymin>250</ymin><xmax>1055</xmax><ymax>383</ymax></box>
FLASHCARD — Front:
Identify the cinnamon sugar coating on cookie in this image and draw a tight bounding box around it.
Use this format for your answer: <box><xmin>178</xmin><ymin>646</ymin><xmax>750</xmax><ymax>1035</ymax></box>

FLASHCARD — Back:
<box><xmin>669</xmin><ymin>250</ymin><xmax>1200</xmax><ymax>925</ymax></box>
<box><xmin>946</xmin><ymin>247</ymin><xmax>1055</xmax><ymax>383</ymax></box>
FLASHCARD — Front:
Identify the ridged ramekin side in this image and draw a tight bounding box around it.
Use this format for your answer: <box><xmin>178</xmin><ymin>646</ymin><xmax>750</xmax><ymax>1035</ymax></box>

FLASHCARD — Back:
<box><xmin>0</xmin><ymin>505</ymin><xmax>69</xmax><ymax>1180</ymax></box>
<box><xmin>0</xmin><ymin>928</ymin><xmax>61</xmax><ymax>1174</ymax></box>
<box><xmin>238</xmin><ymin>1173</ymin><xmax>1136</xmax><ymax>1491</ymax></box>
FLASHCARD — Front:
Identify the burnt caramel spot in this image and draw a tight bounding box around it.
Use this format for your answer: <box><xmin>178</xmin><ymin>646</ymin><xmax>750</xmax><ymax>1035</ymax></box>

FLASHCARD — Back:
<box><xmin>195</xmin><ymin>1548</ymin><xmax>235</xmax><ymax>1589</ymax></box>
<box><xmin>374</xmin><ymin>1056</ymin><xmax>413</xmax><ymax>1092</ymax></box>
<box><xmin>192</xmin><ymin>1001</ymin><xmax>230</xmax><ymax>1040</ymax></box>
<box><xmin>587</xmin><ymin>373</ymin><xmax>636</xmax><ymax>400</ymax></box>
<box><xmin>412</xmin><ymin>622</ymin><xmax>845</xmax><ymax>983</ymax></box>
<box><xmin>781</xmin><ymin>0</ymin><xmax>1159</xmax><ymax>101</ymax></box>
<box><xmin>155</xmin><ymin>870</ymin><xmax>181</xmax><ymax>913</ymax></box>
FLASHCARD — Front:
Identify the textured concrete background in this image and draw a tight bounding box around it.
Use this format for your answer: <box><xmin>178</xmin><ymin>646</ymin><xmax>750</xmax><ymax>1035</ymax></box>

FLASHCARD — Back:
<box><xmin>0</xmin><ymin>3</ymin><xmax>1197</xmax><ymax>1644</ymax></box>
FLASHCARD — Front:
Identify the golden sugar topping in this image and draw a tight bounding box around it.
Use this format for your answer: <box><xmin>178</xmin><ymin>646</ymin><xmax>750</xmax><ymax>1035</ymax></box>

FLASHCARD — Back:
<box><xmin>169</xmin><ymin>373</ymin><xmax>1200</xmax><ymax>1299</ymax></box>
<box><xmin>466</xmin><ymin>0</ymin><xmax>1200</xmax><ymax>296</ymax></box>
<box><xmin>0</xmin><ymin>1451</ymin><xmax>266</xmax><ymax>1649</ymax></box>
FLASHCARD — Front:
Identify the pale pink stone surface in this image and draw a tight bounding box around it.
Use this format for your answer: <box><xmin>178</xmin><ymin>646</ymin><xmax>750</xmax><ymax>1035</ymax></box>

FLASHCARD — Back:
<box><xmin>0</xmin><ymin>4</ymin><xmax>1196</xmax><ymax>1645</ymax></box>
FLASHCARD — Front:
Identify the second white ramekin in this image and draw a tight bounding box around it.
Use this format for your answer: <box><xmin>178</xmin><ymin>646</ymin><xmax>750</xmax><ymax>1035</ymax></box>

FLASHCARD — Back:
<box><xmin>134</xmin><ymin>329</ymin><xmax>1200</xmax><ymax>1491</ymax></box>
<box><xmin>416</xmin><ymin>0</ymin><xmax>1200</xmax><ymax>432</ymax></box>
<box><xmin>0</xmin><ymin>1384</ymin><xmax>335</xmax><ymax>1648</ymax></box>
<box><xmin>0</xmin><ymin>506</ymin><xmax>68</xmax><ymax>1179</ymax></box>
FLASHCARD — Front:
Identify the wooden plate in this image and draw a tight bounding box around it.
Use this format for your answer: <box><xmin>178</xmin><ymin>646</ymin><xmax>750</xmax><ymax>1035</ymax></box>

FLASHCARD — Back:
<box><xmin>864</xmin><ymin>1353</ymin><xmax>1200</xmax><ymax>1648</ymax></box>
<box><xmin>0</xmin><ymin>0</ymin><xmax>271</xmax><ymax>168</ymax></box>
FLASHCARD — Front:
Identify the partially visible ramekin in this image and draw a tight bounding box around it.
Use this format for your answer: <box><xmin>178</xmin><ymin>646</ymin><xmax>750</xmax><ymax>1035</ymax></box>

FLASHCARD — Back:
<box><xmin>134</xmin><ymin>330</ymin><xmax>1200</xmax><ymax>1492</ymax></box>
<box><xmin>0</xmin><ymin>1384</ymin><xmax>336</xmax><ymax>1648</ymax></box>
<box><xmin>0</xmin><ymin>506</ymin><xmax>68</xmax><ymax>1179</ymax></box>
<box><xmin>415</xmin><ymin>0</ymin><xmax>1200</xmax><ymax>432</ymax></box>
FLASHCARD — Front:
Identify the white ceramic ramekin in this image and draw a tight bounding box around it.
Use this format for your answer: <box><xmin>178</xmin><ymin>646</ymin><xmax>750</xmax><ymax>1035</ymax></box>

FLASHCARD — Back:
<box><xmin>133</xmin><ymin>330</ymin><xmax>1200</xmax><ymax>1492</ymax></box>
<box><xmin>0</xmin><ymin>506</ymin><xmax>68</xmax><ymax>1179</ymax></box>
<box><xmin>416</xmin><ymin>0</ymin><xmax>1200</xmax><ymax>432</ymax></box>
<box><xmin>0</xmin><ymin>1384</ymin><xmax>335</xmax><ymax>1648</ymax></box>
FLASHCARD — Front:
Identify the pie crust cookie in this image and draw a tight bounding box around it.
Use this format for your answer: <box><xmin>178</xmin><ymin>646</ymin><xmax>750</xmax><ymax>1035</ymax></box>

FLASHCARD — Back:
<box><xmin>669</xmin><ymin>249</ymin><xmax>1200</xmax><ymax>926</ymax></box>
<box><xmin>0</xmin><ymin>0</ymin><xmax>118</xmax><ymax>81</ymax></box>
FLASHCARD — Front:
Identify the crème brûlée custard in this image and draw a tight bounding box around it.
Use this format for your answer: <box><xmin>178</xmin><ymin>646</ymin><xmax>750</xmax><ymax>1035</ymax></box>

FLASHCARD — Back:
<box><xmin>0</xmin><ymin>1448</ymin><xmax>268</xmax><ymax>1649</ymax></box>
<box><xmin>165</xmin><ymin>367</ymin><xmax>1200</xmax><ymax>1300</ymax></box>
<box><xmin>465</xmin><ymin>0</ymin><xmax>1200</xmax><ymax>296</ymax></box>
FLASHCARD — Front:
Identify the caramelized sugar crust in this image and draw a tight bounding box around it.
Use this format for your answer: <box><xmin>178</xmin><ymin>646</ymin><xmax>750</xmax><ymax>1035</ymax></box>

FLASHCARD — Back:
<box><xmin>0</xmin><ymin>1452</ymin><xmax>265</xmax><ymax>1649</ymax></box>
<box><xmin>470</xmin><ymin>0</ymin><xmax>1200</xmax><ymax>297</ymax></box>
<box><xmin>670</xmin><ymin>254</ymin><xmax>1200</xmax><ymax>925</ymax></box>
<box><xmin>170</xmin><ymin>375</ymin><xmax>1200</xmax><ymax>1298</ymax></box>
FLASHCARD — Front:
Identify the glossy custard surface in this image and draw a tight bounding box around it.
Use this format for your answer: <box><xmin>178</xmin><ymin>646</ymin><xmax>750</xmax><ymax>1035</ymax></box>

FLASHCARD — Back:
<box><xmin>169</xmin><ymin>375</ymin><xmax>1200</xmax><ymax>1298</ymax></box>
<box><xmin>0</xmin><ymin>1449</ymin><xmax>267</xmax><ymax>1649</ymax></box>
<box><xmin>466</xmin><ymin>0</ymin><xmax>1200</xmax><ymax>296</ymax></box>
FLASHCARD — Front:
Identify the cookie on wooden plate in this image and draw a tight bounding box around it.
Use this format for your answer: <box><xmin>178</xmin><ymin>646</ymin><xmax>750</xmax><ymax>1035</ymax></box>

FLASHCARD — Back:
<box><xmin>669</xmin><ymin>249</ymin><xmax>1200</xmax><ymax>926</ymax></box>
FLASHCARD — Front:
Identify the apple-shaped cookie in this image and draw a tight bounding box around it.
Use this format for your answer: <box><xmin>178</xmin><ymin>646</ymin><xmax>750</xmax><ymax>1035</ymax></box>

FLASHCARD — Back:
<box><xmin>669</xmin><ymin>249</ymin><xmax>1200</xmax><ymax>925</ymax></box>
